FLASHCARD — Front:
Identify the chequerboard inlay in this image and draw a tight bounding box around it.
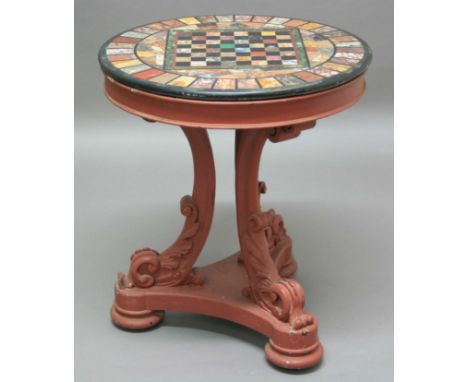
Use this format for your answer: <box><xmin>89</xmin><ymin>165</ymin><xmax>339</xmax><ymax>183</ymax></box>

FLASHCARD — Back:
<box><xmin>165</xmin><ymin>29</ymin><xmax>307</xmax><ymax>69</ymax></box>
<box><xmin>99</xmin><ymin>15</ymin><xmax>372</xmax><ymax>100</ymax></box>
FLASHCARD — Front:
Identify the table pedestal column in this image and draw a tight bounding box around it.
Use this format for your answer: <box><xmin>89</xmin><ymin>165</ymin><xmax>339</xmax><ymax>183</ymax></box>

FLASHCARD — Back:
<box><xmin>111</xmin><ymin>123</ymin><xmax>322</xmax><ymax>370</ymax></box>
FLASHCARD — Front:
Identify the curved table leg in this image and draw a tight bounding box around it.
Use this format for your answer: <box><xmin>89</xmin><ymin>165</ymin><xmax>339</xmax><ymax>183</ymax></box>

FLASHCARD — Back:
<box><xmin>235</xmin><ymin>126</ymin><xmax>323</xmax><ymax>369</ymax></box>
<box><xmin>235</xmin><ymin>130</ymin><xmax>297</xmax><ymax>277</ymax></box>
<box><xmin>109</xmin><ymin>122</ymin><xmax>322</xmax><ymax>370</ymax></box>
<box><xmin>111</xmin><ymin>126</ymin><xmax>215</xmax><ymax>328</ymax></box>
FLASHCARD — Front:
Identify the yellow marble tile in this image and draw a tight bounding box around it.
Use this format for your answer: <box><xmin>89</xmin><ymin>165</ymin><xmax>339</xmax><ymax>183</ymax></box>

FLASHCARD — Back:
<box><xmin>179</xmin><ymin>17</ymin><xmax>200</xmax><ymax>25</ymax></box>
<box><xmin>322</xmin><ymin>62</ymin><xmax>352</xmax><ymax>72</ymax></box>
<box><xmin>113</xmin><ymin>59</ymin><xmax>141</xmax><ymax>68</ymax></box>
<box><xmin>258</xmin><ymin>77</ymin><xmax>282</xmax><ymax>88</ymax></box>
<box><xmin>168</xmin><ymin>76</ymin><xmax>196</xmax><ymax>87</ymax></box>
<box><xmin>304</xmin><ymin>40</ymin><xmax>333</xmax><ymax>49</ymax></box>
<box><xmin>331</xmin><ymin>36</ymin><xmax>357</xmax><ymax>42</ymax></box>
<box><xmin>300</xmin><ymin>23</ymin><xmax>322</xmax><ymax>30</ymax></box>
<box><xmin>137</xmin><ymin>51</ymin><xmax>155</xmax><ymax>57</ymax></box>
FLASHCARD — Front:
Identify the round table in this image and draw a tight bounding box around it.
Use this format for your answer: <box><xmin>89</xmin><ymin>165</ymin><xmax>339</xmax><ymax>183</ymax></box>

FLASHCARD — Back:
<box><xmin>98</xmin><ymin>14</ymin><xmax>371</xmax><ymax>370</ymax></box>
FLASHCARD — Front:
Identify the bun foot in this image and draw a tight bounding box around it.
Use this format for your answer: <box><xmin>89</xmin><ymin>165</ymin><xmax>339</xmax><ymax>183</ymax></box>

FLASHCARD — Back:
<box><xmin>111</xmin><ymin>303</ymin><xmax>164</xmax><ymax>330</ymax></box>
<box><xmin>265</xmin><ymin>339</ymin><xmax>323</xmax><ymax>370</ymax></box>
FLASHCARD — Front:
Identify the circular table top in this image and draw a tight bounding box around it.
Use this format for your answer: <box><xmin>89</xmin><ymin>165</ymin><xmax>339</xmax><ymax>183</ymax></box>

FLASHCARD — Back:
<box><xmin>99</xmin><ymin>15</ymin><xmax>371</xmax><ymax>101</ymax></box>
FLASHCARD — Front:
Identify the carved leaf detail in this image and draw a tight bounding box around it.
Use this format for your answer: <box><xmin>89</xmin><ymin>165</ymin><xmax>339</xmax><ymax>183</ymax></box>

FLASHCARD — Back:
<box><xmin>243</xmin><ymin>209</ymin><xmax>311</xmax><ymax>329</ymax></box>
<box><xmin>120</xmin><ymin>195</ymin><xmax>202</xmax><ymax>288</ymax></box>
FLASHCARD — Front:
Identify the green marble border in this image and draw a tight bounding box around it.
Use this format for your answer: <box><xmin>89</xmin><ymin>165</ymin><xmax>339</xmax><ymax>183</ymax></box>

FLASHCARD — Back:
<box><xmin>163</xmin><ymin>29</ymin><xmax>176</xmax><ymax>70</ymax></box>
<box><xmin>290</xmin><ymin>28</ymin><xmax>309</xmax><ymax>68</ymax></box>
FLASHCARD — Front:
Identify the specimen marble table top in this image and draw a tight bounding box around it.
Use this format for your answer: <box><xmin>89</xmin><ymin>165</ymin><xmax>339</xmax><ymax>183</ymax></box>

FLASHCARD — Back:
<box><xmin>99</xmin><ymin>15</ymin><xmax>371</xmax><ymax>101</ymax></box>
<box><xmin>100</xmin><ymin>14</ymin><xmax>373</xmax><ymax>371</ymax></box>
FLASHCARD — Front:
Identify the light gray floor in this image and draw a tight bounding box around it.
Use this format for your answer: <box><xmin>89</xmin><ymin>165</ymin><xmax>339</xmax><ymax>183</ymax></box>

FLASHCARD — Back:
<box><xmin>75</xmin><ymin>1</ymin><xmax>393</xmax><ymax>380</ymax></box>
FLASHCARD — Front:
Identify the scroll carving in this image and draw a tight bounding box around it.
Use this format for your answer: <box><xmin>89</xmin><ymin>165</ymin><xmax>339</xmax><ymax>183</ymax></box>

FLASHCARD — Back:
<box><xmin>118</xmin><ymin>195</ymin><xmax>204</xmax><ymax>289</ymax></box>
<box><xmin>239</xmin><ymin>183</ymin><xmax>296</xmax><ymax>277</ymax></box>
<box><xmin>242</xmin><ymin>209</ymin><xmax>313</xmax><ymax>329</ymax></box>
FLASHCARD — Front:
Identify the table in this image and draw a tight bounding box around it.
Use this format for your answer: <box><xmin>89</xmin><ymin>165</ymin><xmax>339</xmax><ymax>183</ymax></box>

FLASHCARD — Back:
<box><xmin>98</xmin><ymin>14</ymin><xmax>371</xmax><ymax>370</ymax></box>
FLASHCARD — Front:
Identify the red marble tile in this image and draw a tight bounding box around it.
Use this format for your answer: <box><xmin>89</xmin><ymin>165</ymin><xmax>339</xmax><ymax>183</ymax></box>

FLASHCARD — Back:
<box><xmin>113</xmin><ymin>37</ymin><xmax>140</xmax><ymax>44</ymax></box>
<box><xmin>134</xmin><ymin>69</ymin><xmax>163</xmax><ymax>79</ymax></box>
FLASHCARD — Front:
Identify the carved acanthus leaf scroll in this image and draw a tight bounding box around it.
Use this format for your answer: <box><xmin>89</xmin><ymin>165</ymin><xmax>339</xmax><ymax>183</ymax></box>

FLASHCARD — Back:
<box><xmin>239</xmin><ymin>183</ymin><xmax>297</xmax><ymax>277</ymax></box>
<box><xmin>242</xmin><ymin>209</ymin><xmax>313</xmax><ymax>330</ymax></box>
<box><xmin>118</xmin><ymin>195</ymin><xmax>203</xmax><ymax>289</ymax></box>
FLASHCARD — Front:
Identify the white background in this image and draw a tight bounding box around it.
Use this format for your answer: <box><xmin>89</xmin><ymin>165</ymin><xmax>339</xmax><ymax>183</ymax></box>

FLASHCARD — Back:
<box><xmin>0</xmin><ymin>0</ymin><xmax>467</xmax><ymax>381</ymax></box>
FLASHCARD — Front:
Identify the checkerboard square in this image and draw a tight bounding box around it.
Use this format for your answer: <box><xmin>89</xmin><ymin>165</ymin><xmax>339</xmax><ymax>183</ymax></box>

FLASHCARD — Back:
<box><xmin>165</xmin><ymin>28</ymin><xmax>307</xmax><ymax>70</ymax></box>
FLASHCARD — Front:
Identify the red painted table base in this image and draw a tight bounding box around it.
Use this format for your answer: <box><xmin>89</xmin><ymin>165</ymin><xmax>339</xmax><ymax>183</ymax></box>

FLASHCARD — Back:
<box><xmin>106</xmin><ymin>74</ymin><xmax>367</xmax><ymax>370</ymax></box>
<box><xmin>112</xmin><ymin>254</ymin><xmax>322</xmax><ymax>369</ymax></box>
<box><xmin>111</xmin><ymin>124</ymin><xmax>323</xmax><ymax>369</ymax></box>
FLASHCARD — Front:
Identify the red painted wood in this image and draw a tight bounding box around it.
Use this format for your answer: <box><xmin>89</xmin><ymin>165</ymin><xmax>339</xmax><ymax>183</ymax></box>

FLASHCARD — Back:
<box><xmin>120</xmin><ymin>128</ymin><xmax>215</xmax><ymax>288</ymax></box>
<box><xmin>112</xmin><ymin>254</ymin><xmax>323</xmax><ymax>369</ymax></box>
<box><xmin>106</xmin><ymin>74</ymin><xmax>367</xmax><ymax>370</ymax></box>
<box><xmin>103</xmin><ymin>73</ymin><xmax>366</xmax><ymax>129</ymax></box>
